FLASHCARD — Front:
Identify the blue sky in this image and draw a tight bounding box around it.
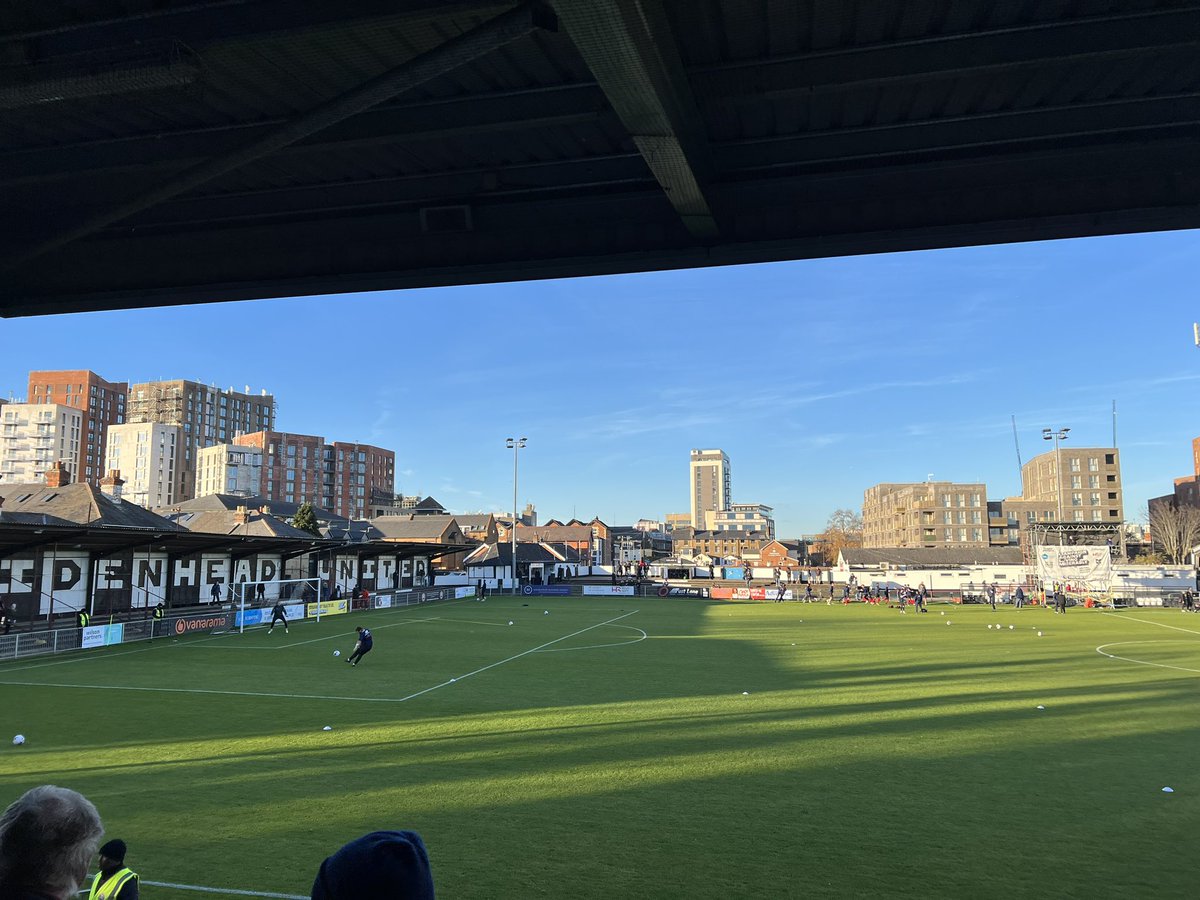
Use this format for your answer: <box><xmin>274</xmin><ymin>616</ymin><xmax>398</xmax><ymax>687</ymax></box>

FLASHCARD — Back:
<box><xmin>3</xmin><ymin>230</ymin><xmax>1198</xmax><ymax>535</ymax></box>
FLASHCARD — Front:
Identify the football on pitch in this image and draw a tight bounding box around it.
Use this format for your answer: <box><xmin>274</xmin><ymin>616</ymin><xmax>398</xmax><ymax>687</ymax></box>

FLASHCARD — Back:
<box><xmin>333</xmin><ymin>650</ymin><xmax>341</xmax><ymax>657</ymax></box>
<box><xmin>12</xmin><ymin>734</ymin><xmax>25</xmax><ymax>745</ymax></box>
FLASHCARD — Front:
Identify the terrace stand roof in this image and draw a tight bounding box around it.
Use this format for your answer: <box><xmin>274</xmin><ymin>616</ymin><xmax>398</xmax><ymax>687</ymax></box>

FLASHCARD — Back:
<box><xmin>1</xmin><ymin>0</ymin><xmax>1196</xmax><ymax>316</ymax></box>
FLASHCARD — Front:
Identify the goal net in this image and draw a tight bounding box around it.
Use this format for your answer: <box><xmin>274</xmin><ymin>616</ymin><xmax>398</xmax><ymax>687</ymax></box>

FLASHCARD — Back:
<box><xmin>230</xmin><ymin>578</ymin><xmax>320</xmax><ymax>606</ymax></box>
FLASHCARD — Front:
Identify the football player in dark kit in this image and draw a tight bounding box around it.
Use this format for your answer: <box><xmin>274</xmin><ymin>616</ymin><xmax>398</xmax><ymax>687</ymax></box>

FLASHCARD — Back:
<box><xmin>267</xmin><ymin>600</ymin><xmax>289</xmax><ymax>634</ymax></box>
<box><xmin>347</xmin><ymin>626</ymin><xmax>373</xmax><ymax>666</ymax></box>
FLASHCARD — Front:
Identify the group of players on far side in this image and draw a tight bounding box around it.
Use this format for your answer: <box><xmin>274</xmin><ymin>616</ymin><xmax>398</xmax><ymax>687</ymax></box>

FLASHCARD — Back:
<box><xmin>264</xmin><ymin>601</ymin><xmax>374</xmax><ymax>666</ymax></box>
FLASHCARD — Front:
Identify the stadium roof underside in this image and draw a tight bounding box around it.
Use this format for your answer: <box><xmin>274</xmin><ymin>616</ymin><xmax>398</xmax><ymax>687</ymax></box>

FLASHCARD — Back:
<box><xmin>0</xmin><ymin>521</ymin><xmax>471</xmax><ymax>562</ymax></box>
<box><xmin>1</xmin><ymin>0</ymin><xmax>1198</xmax><ymax>317</ymax></box>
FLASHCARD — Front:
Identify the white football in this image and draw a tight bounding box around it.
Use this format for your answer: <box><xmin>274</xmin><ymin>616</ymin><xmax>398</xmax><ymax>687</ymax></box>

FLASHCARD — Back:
<box><xmin>333</xmin><ymin>650</ymin><xmax>341</xmax><ymax>657</ymax></box>
<box><xmin>12</xmin><ymin>734</ymin><xmax>25</xmax><ymax>745</ymax></box>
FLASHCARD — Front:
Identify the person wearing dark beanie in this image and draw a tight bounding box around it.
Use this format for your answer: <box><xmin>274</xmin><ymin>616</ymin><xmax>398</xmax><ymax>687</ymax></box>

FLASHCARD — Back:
<box><xmin>311</xmin><ymin>830</ymin><xmax>435</xmax><ymax>899</ymax></box>
<box><xmin>88</xmin><ymin>838</ymin><xmax>138</xmax><ymax>899</ymax></box>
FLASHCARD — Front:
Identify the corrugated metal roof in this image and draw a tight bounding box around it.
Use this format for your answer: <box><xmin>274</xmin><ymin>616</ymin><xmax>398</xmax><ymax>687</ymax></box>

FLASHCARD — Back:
<box><xmin>2</xmin><ymin>0</ymin><xmax>1197</xmax><ymax>314</ymax></box>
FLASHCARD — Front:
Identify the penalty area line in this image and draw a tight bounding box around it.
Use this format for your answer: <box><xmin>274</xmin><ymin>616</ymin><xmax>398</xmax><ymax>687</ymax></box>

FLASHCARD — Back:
<box><xmin>393</xmin><ymin>610</ymin><xmax>642</xmax><ymax>702</ymax></box>
<box><xmin>1101</xmin><ymin>612</ymin><xmax>1200</xmax><ymax>636</ymax></box>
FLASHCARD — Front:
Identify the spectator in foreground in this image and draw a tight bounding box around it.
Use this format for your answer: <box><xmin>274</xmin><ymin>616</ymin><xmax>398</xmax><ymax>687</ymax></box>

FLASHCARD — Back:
<box><xmin>0</xmin><ymin>785</ymin><xmax>104</xmax><ymax>900</ymax></box>
<box><xmin>312</xmin><ymin>830</ymin><xmax>435</xmax><ymax>899</ymax></box>
<box><xmin>89</xmin><ymin>838</ymin><xmax>139</xmax><ymax>899</ymax></box>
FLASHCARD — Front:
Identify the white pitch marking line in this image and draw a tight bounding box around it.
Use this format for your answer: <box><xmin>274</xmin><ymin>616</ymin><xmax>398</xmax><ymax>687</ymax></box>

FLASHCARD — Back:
<box><xmin>0</xmin><ymin>611</ymin><xmax>643</xmax><ymax>704</ymax></box>
<box><xmin>537</xmin><ymin>624</ymin><xmax>648</xmax><ymax>653</ymax></box>
<box><xmin>393</xmin><ymin>610</ymin><xmax>641</xmax><ymax>702</ymax></box>
<box><xmin>1101</xmin><ymin>612</ymin><xmax>1200</xmax><ymax>636</ymax></box>
<box><xmin>138</xmin><ymin>879</ymin><xmax>306</xmax><ymax>899</ymax></box>
<box><xmin>1095</xmin><ymin>640</ymin><xmax>1200</xmax><ymax>675</ymax></box>
<box><xmin>438</xmin><ymin>618</ymin><xmax>510</xmax><ymax>627</ymax></box>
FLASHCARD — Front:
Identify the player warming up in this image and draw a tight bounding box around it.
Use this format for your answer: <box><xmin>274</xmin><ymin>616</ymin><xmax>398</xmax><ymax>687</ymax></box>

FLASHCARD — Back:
<box><xmin>347</xmin><ymin>626</ymin><xmax>373</xmax><ymax>666</ymax></box>
<box><xmin>267</xmin><ymin>600</ymin><xmax>289</xmax><ymax>634</ymax></box>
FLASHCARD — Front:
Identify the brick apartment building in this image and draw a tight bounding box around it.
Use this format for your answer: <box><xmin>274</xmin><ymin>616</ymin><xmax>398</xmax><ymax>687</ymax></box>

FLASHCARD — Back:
<box><xmin>126</xmin><ymin>380</ymin><xmax>275</xmax><ymax>499</ymax></box>
<box><xmin>233</xmin><ymin>431</ymin><xmax>393</xmax><ymax>520</ymax></box>
<box><xmin>26</xmin><ymin>370</ymin><xmax>126</xmax><ymax>486</ymax></box>
<box><xmin>863</xmin><ymin>481</ymin><xmax>989</xmax><ymax>548</ymax></box>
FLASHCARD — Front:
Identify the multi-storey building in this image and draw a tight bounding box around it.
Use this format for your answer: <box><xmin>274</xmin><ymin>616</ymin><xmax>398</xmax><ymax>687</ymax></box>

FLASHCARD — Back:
<box><xmin>689</xmin><ymin>448</ymin><xmax>731</xmax><ymax>528</ymax></box>
<box><xmin>105</xmin><ymin>422</ymin><xmax>183</xmax><ymax>508</ymax></box>
<box><xmin>664</xmin><ymin>512</ymin><xmax>692</xmax><ymax>532</ymax></box>
<box><xmin>26</xmin><ymin>370</ymin><xmax>126</xmax><ymax>486</ymax></box>
<box><xmin>1007</xmin><ymin>447</ymin><xmax>1123</xmax><ymax>525</ymax></box>
<box><xmin>705</xmin><ymin>502</ymin><xmax>775</xmax><ymax>539</ymax></box>
<box><xmin>195</xmin><ymin>443</ymin><xmax>264</xmax><ymax>498</ymax></box>
<box><xmin>126</xmin><ymin>380</ymin><xmax>275</xmax><ymax>498</ymax></box>
<box><xmin>330</xmin><ymin>441</ymin><xmax>394</xmax><ymax>521</ymax></box>
<box><xmin>0</xmin><ymin>403</ymin><xmax>83</xmax><ymax>484</ymax></box>
<box><xmin>862</xmin><ymin>481</ymin><xmax>989</xmax><ymax>548</ymax></box>
<box><xmin>233</xmin><ymin>431</ymin><xmax>394</xmax><ymax>520</ymax></box>
<box><xmin>672</xmin><ymin>527</ymin><xmax>770</xmax><ymax>560</ymax></box>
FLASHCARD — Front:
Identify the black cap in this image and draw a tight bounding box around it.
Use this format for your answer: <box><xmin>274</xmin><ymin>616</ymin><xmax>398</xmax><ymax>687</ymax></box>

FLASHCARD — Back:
<box><xmin>99</xmin><ymin>839</ymin><xmax>126</xmax><ymax>863</ymax></box>
<box><xmin>312</xmin><ymin>831</ymin><xmax>434</xmax><ymax>899</ymax></box>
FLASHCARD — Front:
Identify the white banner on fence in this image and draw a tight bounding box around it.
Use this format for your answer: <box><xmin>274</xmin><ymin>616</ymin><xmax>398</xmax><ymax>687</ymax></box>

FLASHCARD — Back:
<box><xmin>583</xmin><ymin>585</ymin><xmax>635</xmax><ymax>596</ymax></box>
<box><xmin>81</xmin><ymin>623</ymin><xmax>124</xmax><ymax>649</ymax></box>
<box><xmin>1036</xmin><ymin>546</ymin><xmax>1113</xmax><ymax>589</ymax></box>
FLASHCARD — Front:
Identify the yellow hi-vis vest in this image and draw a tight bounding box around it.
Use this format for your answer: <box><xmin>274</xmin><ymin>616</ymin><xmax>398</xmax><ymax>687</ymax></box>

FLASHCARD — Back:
<box><xmin>89</xmin><ymin>866</ymin><xmax>137</xmax><ymax>900</ymax></box>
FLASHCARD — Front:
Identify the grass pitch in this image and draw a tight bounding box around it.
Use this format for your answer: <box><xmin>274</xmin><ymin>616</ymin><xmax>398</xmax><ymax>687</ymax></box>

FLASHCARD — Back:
<box><xmin>2</xmin><ymin>597</ymin><xmax>1198</xmax><ymax>899</ymax></box>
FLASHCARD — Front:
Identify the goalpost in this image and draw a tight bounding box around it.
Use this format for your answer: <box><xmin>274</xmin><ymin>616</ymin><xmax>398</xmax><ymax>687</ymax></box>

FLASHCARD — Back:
<box><xmin>231</xmin><ymin>578</ymin><xmax>321</xmax><ymax>634</ymax></box>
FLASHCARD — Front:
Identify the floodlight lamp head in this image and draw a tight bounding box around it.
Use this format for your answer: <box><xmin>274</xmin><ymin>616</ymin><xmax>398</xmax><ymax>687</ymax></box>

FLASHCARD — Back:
<box><xmin>1042</xmin><ymin>428</ymin><xmax>1052</xmax><ymax>437</ymax></box>
<box><xmin>505</xmin><ymin>438</ymin><xmax>515</xmax><ymax>448</ymax></box>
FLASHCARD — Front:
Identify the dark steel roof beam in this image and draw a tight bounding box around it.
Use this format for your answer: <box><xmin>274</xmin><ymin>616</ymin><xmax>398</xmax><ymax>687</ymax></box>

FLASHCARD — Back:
<box><xmin>0</xmin><ymin>1</ymin><xmax>502</xmax><ymax>52</ymax></box>
<box><xmin>552</xmin><ymin>0</ymin><xmax>717</xmax><ymax>239</ymax></box>
<box><xmin>95</xmin><ymin>154</ymin><xmax>650</xmax><ymax>230</ymax></box>
<box><xmin>692</xmin><ymin>6</ymin><xmax>1200</xmax><ymax>101</ymax></box>
<box><xmin>716</xmin><ymin>93</ymin><xmax>1200</xmax><ymax>173</ymax></box>
<box><xmin>0</xmin><ymin>3</ymin><xmax>554</xmax><ymax>273</ymax></box>
<box><xmin>0</xmin><ymin>83</ymin><xmax>607</xmax><ymax>186</ymax></box>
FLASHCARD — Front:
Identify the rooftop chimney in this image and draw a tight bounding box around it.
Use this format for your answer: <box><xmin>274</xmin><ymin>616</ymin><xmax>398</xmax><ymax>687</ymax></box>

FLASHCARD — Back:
<box><xmin>45</xmin><ymin>461</ymin><xmax>71</xmax><ymax>488</ymax></box>
<box><xmin>99</xmin><ymin>469</ymin><xmax>124</xmax><ymax>501</ymax></box>
<box><xmin>234</xmin><ymin>505</ymin><xmax>251</xmax><ymax>525</ymax></box>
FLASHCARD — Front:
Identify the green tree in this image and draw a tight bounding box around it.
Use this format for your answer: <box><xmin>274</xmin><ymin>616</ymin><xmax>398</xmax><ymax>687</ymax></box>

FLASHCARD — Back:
<box><xmin>292</xmin><ymin>501</ymin><xmax>322</xmax><ymax>537</ymax></box>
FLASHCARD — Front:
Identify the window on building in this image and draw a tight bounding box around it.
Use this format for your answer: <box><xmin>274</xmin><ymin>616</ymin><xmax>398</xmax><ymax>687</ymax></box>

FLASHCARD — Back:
<box><xmin>957</xmin><ymin>528</ymin><xmax>967</xmax><ymax>542</ymax></box>
<box><xmin>1070</xmin><ymin>475</ymin><xmax>1081</xmax><ymax>489</ymax></box>
<box><xmin>1105</xmin><ymin>453</ymin><xmax>1115</xmax><ymax>465</ymax></box>
<box><xmin>1088</xmin><ymin>457</ymin><xmax>1099</xmax><ymax>471</ymax></box>
<box><xmin>1089</xmin><ymin>475</ymin><xmax>1100</xmax><ymax>489</ymax></box>
<box><xmin>1073</xmin><ymin>510</ymin><xmax>1084</xmax><ymax>521</ymax></box>
<box><xmin>1090</xmin><ymin>493</ymin><xmax>1100</xmax><ymax>506</ymax></box>
<box><xmin>943</xmin><ymin>494</ymin><xmax>951</xmax><ymax>508</ymax></box>
<box><xmin>1106</xmin><ymin>474</ymin><xmax>1116</xmax><ymax>483</ymax></box>
<box><xmin>1069</xmin><ymin>458</ymin><xmax>1080</xmax><ymax>472</ymax></box>
<box><xmin>1092</xmin><ymin>510</ymin><xmax>1103</xmax><ymax>521</ymax></box>
<box><xmin>972</xmin><ymin>528</ymin><xmax>982</xmax><ymax>542</ymax></box>
<box><xmin>1071</xmin><ymin>493</ymin><xmax>1082</xmax><ymax>506</ymax></box>
<box><xmin>971</xmin><ymin>511</ymin><xmax>981</xmax><ymax>524</ymax></box>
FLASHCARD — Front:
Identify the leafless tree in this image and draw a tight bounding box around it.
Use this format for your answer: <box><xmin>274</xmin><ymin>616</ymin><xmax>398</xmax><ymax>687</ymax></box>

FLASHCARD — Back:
<box><xmin>814</xmin><ymin>508</ymin><xmax>864</xmax><ymax>564</ymax></box>
<box><xmin>1148</xmin><ymin>501</ymin><xmax>1200</xmax><ymax>564</ymax></box>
